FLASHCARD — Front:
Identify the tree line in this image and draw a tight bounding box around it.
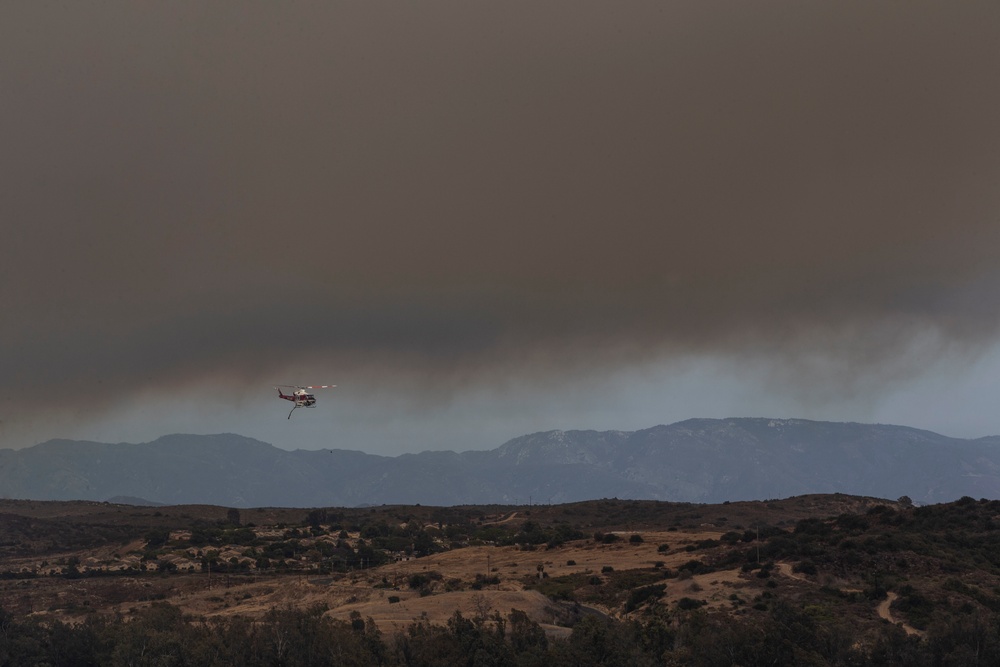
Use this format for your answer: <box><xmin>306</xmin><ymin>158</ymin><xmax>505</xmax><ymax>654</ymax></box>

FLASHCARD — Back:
<box><xmin>4</xmin><ymin>598</ymin><xmax>1000</xmax><ymax>666</ymax></box>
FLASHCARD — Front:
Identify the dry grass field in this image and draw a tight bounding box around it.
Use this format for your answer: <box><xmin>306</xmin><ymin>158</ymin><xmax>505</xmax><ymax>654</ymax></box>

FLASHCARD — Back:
<box><xmin>0</xmin><ymin>494</ymin><xmax>906</xmax><ymax>637</ymax></box>
<box><xmin>6</xmin><ymin>495</ymin><xmax>1000</xmax><ymax>665</ymax></box>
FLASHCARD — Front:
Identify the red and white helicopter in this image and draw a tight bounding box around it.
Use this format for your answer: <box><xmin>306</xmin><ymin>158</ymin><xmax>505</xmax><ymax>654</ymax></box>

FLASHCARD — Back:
<box><xmin>274</xmin><ymin>385</ymin><xmax>336</xmax><ymax>419</ymax></box>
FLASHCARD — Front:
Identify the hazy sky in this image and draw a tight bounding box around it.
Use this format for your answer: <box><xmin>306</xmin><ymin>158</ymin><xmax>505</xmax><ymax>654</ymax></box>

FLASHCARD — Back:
<box><xmin>2</xmin><ymin>1</ymin><xmax>1000</xmax><ymax>454</ymax></box>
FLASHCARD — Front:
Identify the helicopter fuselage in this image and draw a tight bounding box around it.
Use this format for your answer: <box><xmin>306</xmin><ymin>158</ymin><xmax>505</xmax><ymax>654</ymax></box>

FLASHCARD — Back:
<box><xmin>275</xmin><ymin>385</ymin><xmax>334</xmax><ymax>418</ymax></box>
<box><xmin>277</xmin><ymin>389</ymin><xmax>316</xmax><ymax>407</ymax></box>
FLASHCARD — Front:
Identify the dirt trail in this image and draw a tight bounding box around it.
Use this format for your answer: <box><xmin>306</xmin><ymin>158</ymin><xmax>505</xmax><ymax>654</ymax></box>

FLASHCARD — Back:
<box><xmin>776</xmin><ymin>564</ymin><xmax>923</xmax><ymax>638</ymax></box>
<box><xmin>775</xmin><ymin>563</ymin><xmax>808</xmax><ymax>582</ymax></box>
<box><xmin>877</xmin><ymin>592</ymin><xmax>924</xmax><ymax>637</ymax></box>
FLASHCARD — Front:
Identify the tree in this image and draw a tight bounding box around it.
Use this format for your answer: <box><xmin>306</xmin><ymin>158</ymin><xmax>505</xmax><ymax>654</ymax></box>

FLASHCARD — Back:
<box><xmin>414</xmin><ymin>530</ymin><xmax>436</xmax><ymax>557</ymax></box>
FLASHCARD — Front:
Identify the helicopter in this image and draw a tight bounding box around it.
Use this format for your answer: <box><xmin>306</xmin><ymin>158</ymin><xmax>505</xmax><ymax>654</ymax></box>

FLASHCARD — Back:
<box><xmin>274</xmin><ymin>385</ymin><xmax>335</xmax><ymax>419</ymax></box>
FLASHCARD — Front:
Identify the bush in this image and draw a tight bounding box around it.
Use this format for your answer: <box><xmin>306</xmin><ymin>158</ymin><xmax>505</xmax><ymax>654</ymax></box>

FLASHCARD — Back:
<box><xmin>629</xmin><ymin>534</ymin><xmax>644</xmax><ymax>544</ymax></box>
<box><xmin>529</xmin><ymin>574</ymin><xmax>580</xmax><ymax>601</ymax></box>
<box><xmin>144</xmin><ymin>529</ymin><xmax>170</xmax><ymax>548</ymax></box>
<box><xmin>677</xmin><ymin>597</ymin><xmax>706</xmax><ymax>610</ymax></box>
<box><xmin>679</xmin><ymin>559</ymin><xmax>712</xmax><ymax>575</ymax></box>
<box><xmin>625</xmin><ymin>584</ymin><xmax>666</xmax><ymax>612</ymax></box>
<box><xmin>793</xmin><ymin>560</ymin><xmax>818</xmax><ymax>576</ymax></box>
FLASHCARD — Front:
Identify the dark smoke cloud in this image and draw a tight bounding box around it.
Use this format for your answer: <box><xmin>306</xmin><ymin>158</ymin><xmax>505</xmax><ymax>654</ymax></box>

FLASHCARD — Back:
<box><xmin>2</xmin><ymin>1</ymin><xmax>1000</xmax><ymax>423</ymax></box>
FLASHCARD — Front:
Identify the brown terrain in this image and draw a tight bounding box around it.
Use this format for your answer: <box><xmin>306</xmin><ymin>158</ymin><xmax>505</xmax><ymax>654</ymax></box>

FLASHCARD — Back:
<box><xmin>0</xmin><ymin>494</ymin><xmax>906</xmax><ymax>637</ymax></box>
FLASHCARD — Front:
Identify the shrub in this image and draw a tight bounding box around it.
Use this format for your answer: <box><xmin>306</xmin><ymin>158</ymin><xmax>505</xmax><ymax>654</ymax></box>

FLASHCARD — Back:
<box><xmin>677</xmin><ymin>597</ymin><xmax>706</xmax><ymax>610</ymax></box>
<box><xmin>793</xmin><ymin>560</ymin><xmax>818</xmax><ymax>576</ymax></box>
<box><xmin>144</xmin><ymin>529</ymin><xmax>170</xmax><ymax>548</ymax></box>
<box><xmin>679</xmin><ymin>559</ymin><xmax>712</xmax><ymax>575</ymax></box>
<box><xmin>625</xmin><ymin>584</ymin><xmax>666</xmax><ymax>612</ymax></box>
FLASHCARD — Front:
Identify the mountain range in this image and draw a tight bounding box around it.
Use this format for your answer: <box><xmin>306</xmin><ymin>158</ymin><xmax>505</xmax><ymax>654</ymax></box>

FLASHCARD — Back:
<box><xmin>2</xmin><ymin>418</ymin><xmax>999</xmax><ymax>507</ymax></box>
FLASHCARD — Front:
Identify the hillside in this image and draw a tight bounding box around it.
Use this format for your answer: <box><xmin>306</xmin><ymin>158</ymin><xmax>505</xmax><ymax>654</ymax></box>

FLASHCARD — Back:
<box><xmin>2</xmin><ymin>419</ymin><xmax>1000</xmax><ymax>506</ymax></box>
<box><xmin>2</xmin><ymin>495</ymin><xmax>1000</xmax><ymax>664</ymax></box>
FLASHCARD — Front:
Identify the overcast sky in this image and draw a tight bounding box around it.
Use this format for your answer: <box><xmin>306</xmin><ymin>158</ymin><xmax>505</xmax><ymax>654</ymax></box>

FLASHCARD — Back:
<box><xmin>2</xmin><ymin>1</ymin><xmax>1000</xmax><ymax>454</ymax></box>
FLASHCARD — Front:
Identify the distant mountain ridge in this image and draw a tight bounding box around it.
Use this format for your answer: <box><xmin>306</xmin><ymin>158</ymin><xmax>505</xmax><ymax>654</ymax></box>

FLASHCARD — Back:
<box><xmin>1</xmin><ymin>419</ymin><xmax>999</xmax><ymax>507</ymax></box>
